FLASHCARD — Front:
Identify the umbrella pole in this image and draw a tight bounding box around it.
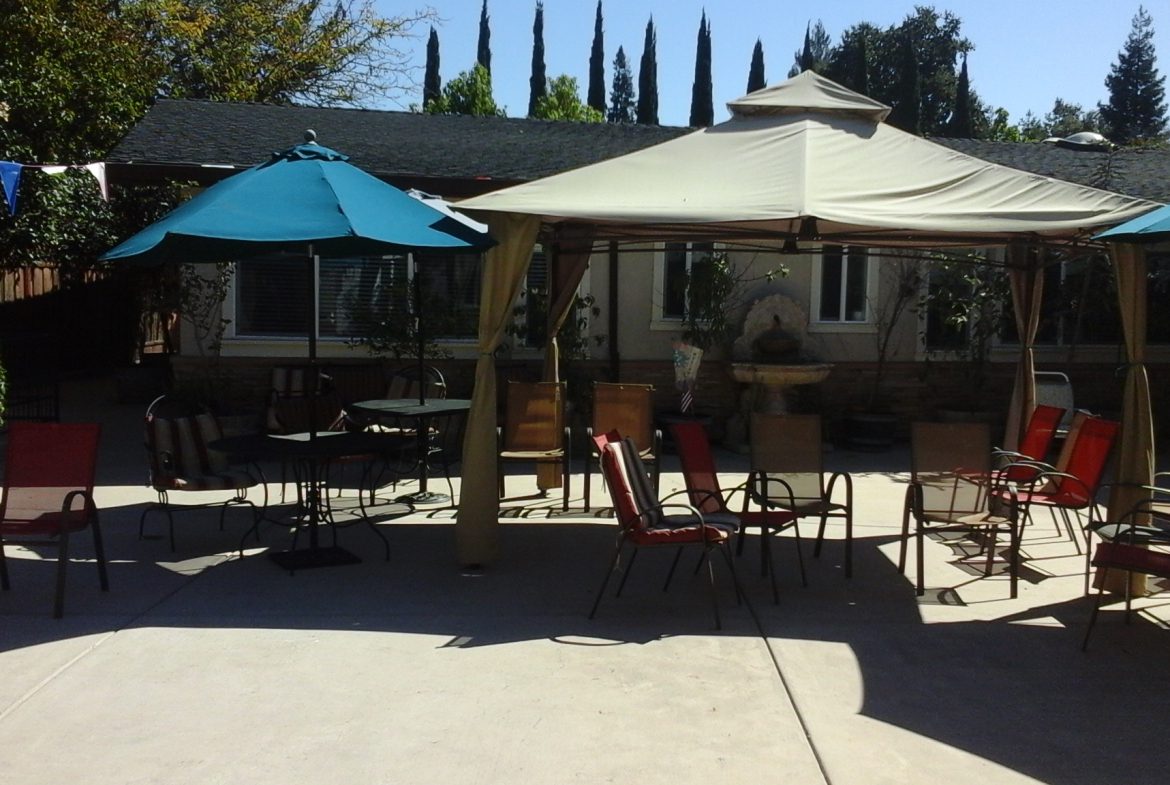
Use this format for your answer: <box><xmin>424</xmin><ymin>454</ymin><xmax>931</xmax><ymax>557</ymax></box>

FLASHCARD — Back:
<box><xmin>268</xmin><ymin>248</ymin><xmax>361</xmax><ymax>571</ymax></box>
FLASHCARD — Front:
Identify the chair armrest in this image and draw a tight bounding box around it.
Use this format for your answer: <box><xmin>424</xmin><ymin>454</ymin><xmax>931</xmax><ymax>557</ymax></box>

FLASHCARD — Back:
<box><xmin>825</xmin><ymin>471</ymin><xmax>852</xmax><ymax>507</ymax></box>
<box><xmin>748</xmin><ymin>472</ymin><xmax>798</xmax><ymax>510</ymax></box>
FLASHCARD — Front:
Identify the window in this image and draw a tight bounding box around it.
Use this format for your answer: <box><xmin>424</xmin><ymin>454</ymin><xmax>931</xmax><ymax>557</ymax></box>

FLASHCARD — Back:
<box><xmin>655</xmin><ymin>241</ymin><xmax>714</xmax><ymax>322</ymax></box>
<box><xmin>815</xmin><ymin>245</ymin><xmax>871</xmax><ymax>323</ymax></box>
<box><xmin>232</xmin><ymin>251</ymin><xmax>482</xmax><ymax>341</ymax></box>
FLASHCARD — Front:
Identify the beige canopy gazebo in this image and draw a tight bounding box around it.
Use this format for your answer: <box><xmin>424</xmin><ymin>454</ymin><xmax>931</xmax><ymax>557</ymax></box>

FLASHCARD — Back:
<box><xmin>454</xmin><ymin>71</ymin><xmax>1162</xmax><ymax>566</ymax></box>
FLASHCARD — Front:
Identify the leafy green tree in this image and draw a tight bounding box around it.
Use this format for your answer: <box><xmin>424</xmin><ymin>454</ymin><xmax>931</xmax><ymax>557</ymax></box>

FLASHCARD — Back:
<box><xmin>689</xmin><ymin>12</ymin><xmax>713</xmax><ymax>127</ymax></box>
<box><xmin>947</xmin><ymin>55</ymin><xmax>973</xmax><ymax>137</ymax></box>
<box><xmin>528</xmin><ymin>2</ymin><xmax>547</xmax><ymax>117</ymax></box>
<box><xmin>424</xmin><ymin>64</ymin><xmax>504</xmax><ymax>117</ymax></box>
<box><xmin>637</xmin><ymin>17</ymin><xmax>659</xmax><ymax>125</ymax></box>
<box><xmin>533</xmin><ymin>75</ymin><xmax>604</xmax><ymax>122</ymax></box>
<box><xmin>587</xmin><ymin>1</ymin><xmax>606</xmax><ymax>114</ymax></box>
<box><xmin>747</xmin><ymin>39</ymin><xmax>766</xmax><ymax>93</ymax></box>
<box><xmin>0</xmin><ymin>0</ymin><xmax>159</xmax><ymax>162</ymax></box>
<box><xmin>789</xmin><ymin>20</ymin><xmax>831</xmax><ymax>77</ymax></box>
<box><xmin>1099</xmin><ymin>6</ymin><xmax>1167</xmax><ymax>144</ymax></box>
<box><xmin>608</xmin><ymin>46</ymin><xmax>636</xmax><ymax>123</ymax></box>
<box><xmin>825</xmin><ymin>22</ymin><xmax>876</xmax><ymax>95</ymax></box>
<box><xmin>126</xmin><ymin>0</ymin><xmax>435</xmax><ymax>107</ymax></box>
<box><xmin>477</xmin><ymin>0</ymin><xmax>492</xmax><ymax>74</ymax></box>
<box><xmin>424</xmin><ymin>26</ymin><xmax>441</xmax><ymax>110</ymax></box>
<box><xmin>831</xmin><ymin>7</ymin><xmax>974</xmax><ymax>136</ymax></box>
<box><xmin>987</xmin><ymin>108</ymin><xmax>1022</xmax><ymax>142</ymax></box>
<box><xmin>888</xmin><ymin>31</ymin><xmax>922</xmax><ymax>134</ymax></box>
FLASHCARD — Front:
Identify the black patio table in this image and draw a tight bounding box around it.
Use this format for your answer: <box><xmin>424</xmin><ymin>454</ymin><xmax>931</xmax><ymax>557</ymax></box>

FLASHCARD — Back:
<box><xmin>347</xmin><ymin>398</ymin><xmax>471</xmax><ymax>506</ymax></box>
<box><xmin>209</xmin><ymin>430</ymin><xmax>412</xmax><ymax>570</ymax></box>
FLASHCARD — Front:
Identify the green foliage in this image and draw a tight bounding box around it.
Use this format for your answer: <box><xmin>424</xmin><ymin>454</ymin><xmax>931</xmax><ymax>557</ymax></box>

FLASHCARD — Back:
<box><xmin>425</xmin><ymin>64</ymin><xmax>505</xmax><ymax>117</ymax></box>
<box><xmin>346</xmin><ymin>277</ymin><xmax>455</xmax><ymax>361</ymax></box>
<box><xmin>533</xmin><ymin>76</ymin><xmax>604</xmax><ymax>122</ymax></box>
<box><xmin>608</xmin><ymin>47</ymin><xmax>637</xmax><ymax>123</ymax></box>
<box><xmin>123</xmin><ymin>0</ymin><xmax>433</xmax><ymax>107</ymax></box>
<box><xmin>679</xmin><ymin>252</ymin><xmax>788</xmax><ymax>353</ymax></box>
<box><xmin>1099</xmin><ymin>6</ymin><xmax>1167</xmax><ymax>144</ymax></box>
<box><xmin>790</xmin><ymin>21</ymin><xmax>831</xmax><ymax>77</ymax></box>
<box><xmin>507</xmin><ymin>291</ymin><xmax>605</xmax><ymax>361</ymax></box>
<box><xmin>528</xmin><ymin>2</ymin><xmax>547</xmax><ymax>118</ymax></box>
<box><xmin>987</xmin><ymin>108</ymin><xmax>1023</xmax><ymax>141</ymax></box>
<box><xmin>747</xmin><ymin>39</ymin><xmax>767</xmax><ymax>94</ymax></box>
<box><xmin>424</xmin><ymin>26</ymin><xmax>441</xmax><ymax>110</ymax></box>
<box><xmin>0</xmin><ymin>0</ymin><xmax>159</xmax><ymax>162</ymax></box>
<box><xmin>587</xmin><ymin>1</ymin><xmax>607</xmax><ymax>113</ymax></box>
<box><xmin>921</xmin><ymin>256</ymin><xmax>1010</xmax><ymax>393</ymax></box>
<box><xmin>637</xmin><ymin>18</ymin><xmax>659</xmax><ymax>125</ymax></box>
<box><xmin>947</xmin><ymin>56</ymin><xmax>973</xmax><ymax>137</ymax></box>
<box><xmin>888</xmin><ymin>30</ymin><xmax>923</xmax><ymax>134</ymax></box>
<box><xmin>0</xmin><ymin>170</ymin><xmax>117</xmax><ymax>275</ymax></box>
<box><xmin>689</xmin><ymin>12</ymin><xmax>714</xmax><ymax>127</ymax></box>
<box><xmin>178</xmin><ymin>262</ymin><xmax>236</xmax><ymax>404</ymax></box>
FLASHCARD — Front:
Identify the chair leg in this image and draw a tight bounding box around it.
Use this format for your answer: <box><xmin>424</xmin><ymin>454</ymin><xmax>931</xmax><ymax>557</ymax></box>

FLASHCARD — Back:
<box><xmin>0</xmin><ymin>535</ymin><xmax>9</xmax><ymax>591</ymax></box>
<box><xmin>589</xmin><ymin>540</ymin><xmax>625</xmax><ymax>619</ymax></box>
<box><xmin>898</xmin><ymin>495</ymin><xmax>912</xmax><ymax>574</ymax></box>
<box><xmin>1082</xmin><ymin>566</ymin><xmax>1111</xmax><ymax>651</ymax></box>
<box><xmin>91</xmin><ymin>511</ymin><xmax>109</xmax><ymax>593</ymax></box>
<box><xmin>53</xmin><ymin>528</ymin><xmax>70</xmax><ymax>619</ymax></box>
<box><xmin>664</xmin><ymin>547</ymin><xmax>685</xmax><ymax>592</ymax></box>
<box><xmin>562</xmin><ymin>459</ymin><xmax>570</xmax><ymax>512</ymax></box>
<box><xmin>761</xmin><ymin>525</ymin><xmax>779</xmax><ymax>604</ymax></box>
<box><xmin>915</xmin><ymin>517</ymin><xmax>926</xmax><ymax>597</ymax></box>
<box><xmin>705</xmin><ymin>545</ymin><xmax>721</xmax><ymax>630</ymax></box>
<box><xmin>844</xmin><ymin>510</ymin><xmax>853</xmax><ymax>579</ymax></box>
<box><xmin>790</xmin><ymin>522</ymin><xmax>808</xmax><ymax>588</ymax></box>
<box><xmin>1008</xmin><ymin>520</ymin><xmax>1019</xmax><ymax>600</ymax></box>
<box><xmin>813</xmin><ymin>512</ymin><xmax>828</xmax><ymax>558</ymax></box>
<box><xmin>584</xmin><ymin>452</ymin><xmax>593</xmax><ymax>510</ymax></box>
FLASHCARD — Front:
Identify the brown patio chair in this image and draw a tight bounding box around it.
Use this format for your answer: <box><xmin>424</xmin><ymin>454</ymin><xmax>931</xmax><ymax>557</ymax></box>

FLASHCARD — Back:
<box><xmin>584</xmin><ymin>382</ymin><xmax>660</xmax><ymax>510</ymax></box>
<box><xmin>750</xmin><ymin>413</ymin><xmax>853</xmax><ymax>578</ymax></box>
<box><xmin>0</xmin><ymin>422</ymin><xmax>107</xmax><ymax>618</ymax></box>
<box><xmin>497</xmin><ymin>381</ymin><xmax>571</xmax><ymax>511</ymax></box>
<box><xmin>899</xmin><ymin>421</ymin><xmax>1022</xmax><ymax>599</ymax></box>
<box><xmin>141</xmin><ymin>395</ymin><xmax>266</xmax><ymax>552</ymax></box>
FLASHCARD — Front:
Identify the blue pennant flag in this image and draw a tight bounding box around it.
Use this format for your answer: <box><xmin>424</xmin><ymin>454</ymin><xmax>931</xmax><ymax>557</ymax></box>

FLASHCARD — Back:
<box><xmin>0</xmin><ymin>161</ymin><xmax>21</xmax><ymax>216</ymax></box>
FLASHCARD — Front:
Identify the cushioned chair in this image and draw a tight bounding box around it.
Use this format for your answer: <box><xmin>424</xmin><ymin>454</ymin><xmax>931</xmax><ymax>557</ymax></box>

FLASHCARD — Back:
<box><xmin>584</xmin><ymin>383</ymin><xmax>660</xmax><ymax>510</ymax></box>
<box><xmin>1083</xmin><ymin>539</ymin><xmax>1170</xmax><ymax>650</ymax></box>
<box><xmin>141</xmin><ymin>395</ymin><xmax>265</xmax><ymax>551</ymax></box>
<box><xmin>0</xmin><ymin>422</ymin><xmax>107</xmax><ymax>618</ymax></box>
<box><xmin>991</xmin><ymin>403</ymin><xmax>1067</xmax><ymax>485</ymax></box>
<box><xmin>670</xmin><ymin>420</ymin><xmax>801</xmax><ymax>603</ymax></box>
<box><xmin>1011</xmin><ymin>415</ymin><xmax>1119</xmax><ymax>564</ymax></box>
<box><xmin>900</xmin><ymin>421</ymin><xmax>1022</xmax><ymax>599</ymax></box>
<box><xmin>497</xmin><ymin>381</ymin><xmax>570</xmax><ymax>511</ymax></box>
<box><xmin>590</xmin><ymin>434</ymin><xmax>741</xmax><ymax>628</ymax></box>
<box><xmin>750</xmin><ymin>413</ymin><xmax>853</xmax><ymax>578</ymax></box>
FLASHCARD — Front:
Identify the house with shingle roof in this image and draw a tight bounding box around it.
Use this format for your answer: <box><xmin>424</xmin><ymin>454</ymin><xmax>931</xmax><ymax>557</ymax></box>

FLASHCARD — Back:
<box><xmin>106</xmin><ymin>100</ymin><xmax>1170</xmax><ymax>433</ymax></box>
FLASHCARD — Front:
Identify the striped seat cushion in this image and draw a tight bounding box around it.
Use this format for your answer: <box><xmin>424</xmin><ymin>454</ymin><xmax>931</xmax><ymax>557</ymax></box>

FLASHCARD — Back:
<box><xmin>147</xmin><ymin>413</ymin><xmax>258</xmax><ymax>492</ymax></box>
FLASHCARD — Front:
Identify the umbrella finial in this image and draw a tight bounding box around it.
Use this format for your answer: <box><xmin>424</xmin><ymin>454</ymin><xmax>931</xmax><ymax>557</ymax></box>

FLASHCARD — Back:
<box><xmin>304</xmin><ymin>129</ymin><xmax>317</xmax><ymax>144</ymax></box>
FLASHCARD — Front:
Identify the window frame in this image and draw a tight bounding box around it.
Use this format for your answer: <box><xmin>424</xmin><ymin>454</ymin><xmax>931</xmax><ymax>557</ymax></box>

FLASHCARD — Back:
<box><xmin>808</xmin><ymin>244</ymin><xmax>879</xmax><ymax>335</ymax></box>
<box><xmin>650</xmin><ymin>240</ymin><xmax>719</xmax><ymax>332</ymax></box>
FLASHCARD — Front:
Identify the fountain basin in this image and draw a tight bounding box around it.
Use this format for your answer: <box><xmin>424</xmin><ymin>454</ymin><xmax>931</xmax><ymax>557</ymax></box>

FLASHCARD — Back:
<box><xmin>730</xmin><ymin>363</ymin><xmax>833</xmax><ymax>387</ymax></box>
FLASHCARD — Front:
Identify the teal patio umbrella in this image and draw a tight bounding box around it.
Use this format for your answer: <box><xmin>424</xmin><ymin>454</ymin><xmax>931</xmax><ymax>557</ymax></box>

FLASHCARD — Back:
<box><xmin>1095</xmin><ymin>202</ymin><xmax>1170</xmax><ymax>241</ymax></box>
<box><xmin>101</xmin><ymin>134</ymin><xmax>494</xmax><ymax>568</ymax></box>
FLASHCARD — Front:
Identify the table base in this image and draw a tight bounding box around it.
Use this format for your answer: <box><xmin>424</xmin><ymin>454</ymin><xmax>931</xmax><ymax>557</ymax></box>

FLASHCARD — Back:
<box><xmin>268</xmin><ymin>546</ymin><xmax>362</xmax><ymax>571</ymax></box>
<box><xmin>396</xmin><ymin>490</ymin><xmax>451</xmax><ymax>506</ymax></box>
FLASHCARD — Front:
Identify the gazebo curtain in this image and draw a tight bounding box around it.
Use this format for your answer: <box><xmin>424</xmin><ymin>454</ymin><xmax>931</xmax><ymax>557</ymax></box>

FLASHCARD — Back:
<box><xmin>456</xmin><ymin>211</ymin><xmax>541</xmax><ymax>566</ymax></box>
<box><xmin>535</xmin><ymin>232</ymin><xmax>594</xmax><ymax>490</ymax></box>
<box><xmin>1106</xmin><ymin>242</ymin><xmax>1155</xmax><ymax>522</ymax></box>
<box><xmin>1003</xmin><ymin>244</ymin><xmax>1045</xmax><ymax>451</ymax></box>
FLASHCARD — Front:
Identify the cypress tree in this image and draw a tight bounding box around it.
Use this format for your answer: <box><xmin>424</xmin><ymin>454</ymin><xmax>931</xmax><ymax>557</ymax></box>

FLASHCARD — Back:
<box><xmin>948</xmin><ymin>55</ymin><xmax>973</xmax><ymax>137</ymax></box>
<box><xmin>1099</xmin><ymin>6</ymin><xmax>1167</xmax><ymax>144</ymax></box>
<box><xmin>799</xmin><ymin>23</ymin><xmax>814</xmax><ymax>72</ymax></box>
<box><xmin>689</xmin><ymin>12</ymin><xmax>713</xmax><ymax>126</ymax></box>
<box><xmin>528</xmin><ymin>2</ymin><xmax>546</xmax><ymax>117</ymax></box>
<box><xmin>608</xmin><ymin>45</ymin><xmax>636</xmax><ymax>123</ymax></box>
<box><xmin>477</xmin><ymin>0</ymin><xmax>491</xmax><ymax>74</ymax></box>
<box><xmin>747</xmin><ymin>39</ymin><xmax>766</xmax><ymax>93</ymax></box>
<box><xmin>637</xmin><ymin>17</ymin><xmax>658</xmax><ymax>125</ymax></box>
<box><xmin>423</xmin><ymin>26</ymin><xmax>441</xmax><ymax>110</ymax></box>
<box><xmin>587</xmin><ymin>1</ymin><xmax>606</xmax><ymax>113</ymax></box>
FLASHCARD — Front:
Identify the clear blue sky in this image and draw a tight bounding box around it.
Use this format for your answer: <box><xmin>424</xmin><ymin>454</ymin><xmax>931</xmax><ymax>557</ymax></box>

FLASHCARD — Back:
<box><xmin>374</xmin><ymin>0</ymin><xmax>1164</xmax><ymax>128</ymax></box>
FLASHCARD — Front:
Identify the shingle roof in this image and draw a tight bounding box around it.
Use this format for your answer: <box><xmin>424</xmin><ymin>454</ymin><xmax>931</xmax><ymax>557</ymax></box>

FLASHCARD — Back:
<box><xmin>108</xmin><ymin>100</ymin><xmax>1170</xmax><ymax>203</ymax></box>
<box><xmin>107</xmin><ymin>99</ymin><xmax>690</xmax><ymax>184</ymax></box>
<box><xmin>930</xmin><ymin>138</ymin><xmax>1170</xmax><ymax>203</ymax></box>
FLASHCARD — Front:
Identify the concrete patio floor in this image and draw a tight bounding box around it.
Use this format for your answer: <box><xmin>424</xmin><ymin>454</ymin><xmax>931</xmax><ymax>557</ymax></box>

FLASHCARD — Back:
<box><xmin>2</xmin><ymin>375</ymin><xmax>1169</xmax><ymax>785</ymax></box>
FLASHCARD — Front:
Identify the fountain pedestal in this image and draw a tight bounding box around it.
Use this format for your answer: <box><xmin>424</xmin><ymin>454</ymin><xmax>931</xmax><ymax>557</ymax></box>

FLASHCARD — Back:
<box><xmin>724</xmin><ymin>363</ymin><xmax>833</xmax><ymax>452</ymax></box>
